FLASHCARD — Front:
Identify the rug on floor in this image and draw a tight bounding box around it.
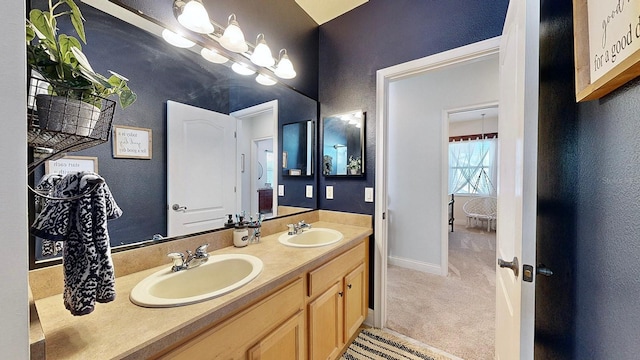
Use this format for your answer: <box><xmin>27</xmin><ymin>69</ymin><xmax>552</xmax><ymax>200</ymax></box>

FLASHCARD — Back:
<box><xmin>341</xmin><ymin>328</ymin><xmax>452</xmax><ymax>360</ymax></box>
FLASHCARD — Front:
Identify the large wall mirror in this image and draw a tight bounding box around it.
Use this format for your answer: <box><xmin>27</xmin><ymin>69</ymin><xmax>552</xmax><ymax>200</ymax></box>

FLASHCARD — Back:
<box><xmin>29</xmin><ymin>0</ymin><xmax>319</xmax><ymax>266</ymax></box>
<box><xmin>322</xmin><ymin>111</ymin><xmax>365</xmax><ymax>176</ymax></box>
<box><xmin>282</xmin><ymin>120</ymin><xmax>314</xmax><ymax>177</ymax></box>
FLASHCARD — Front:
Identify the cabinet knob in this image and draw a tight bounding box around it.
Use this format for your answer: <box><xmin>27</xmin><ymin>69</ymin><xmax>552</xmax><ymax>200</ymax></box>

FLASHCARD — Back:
<box><xmin>338</xmin><ymin>291</ymin><xmax>343</xmax><ymax>297</ymax></box>
<box><xmin>347</xmin><ymin>284</ymin><xmax>352</xmax><ymax>289</ymax></box>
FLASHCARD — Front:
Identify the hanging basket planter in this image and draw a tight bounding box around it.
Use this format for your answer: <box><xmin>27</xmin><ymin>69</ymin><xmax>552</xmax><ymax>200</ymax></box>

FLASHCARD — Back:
<box><xmin>35</xmin><ymin>94</ymin><xmax>101</xmax><ymax>137</ymax></box>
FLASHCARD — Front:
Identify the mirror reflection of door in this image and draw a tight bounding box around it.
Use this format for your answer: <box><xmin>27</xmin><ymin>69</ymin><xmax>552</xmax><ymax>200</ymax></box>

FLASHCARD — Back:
<box><xmin>254</xmin><ymin>139</ymin><xmax>274</xmax><ymax>216</ymax></box>
<box><xmin>322</xmin><ymin>111</ymin><xmax>364</xmax><ymax>176</ymax></box>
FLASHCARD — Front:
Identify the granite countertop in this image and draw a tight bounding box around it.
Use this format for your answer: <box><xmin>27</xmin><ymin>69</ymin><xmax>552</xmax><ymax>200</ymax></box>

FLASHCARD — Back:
<box><xmin>34</xmin><ymin>221</ymin><xmax>372</xmax><ymax>359</ymax></box>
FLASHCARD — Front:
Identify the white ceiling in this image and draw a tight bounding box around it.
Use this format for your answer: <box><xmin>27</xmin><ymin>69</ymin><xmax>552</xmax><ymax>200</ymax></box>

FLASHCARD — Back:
<box><xmin>295</xmin><ymin>0</ymin><xmax>369</xmax><ymax>25</ymax></box>
<box><xmin>448</xmin><ymin>106</ymin><xmax>499</xmax><ymax>123</ymax></box>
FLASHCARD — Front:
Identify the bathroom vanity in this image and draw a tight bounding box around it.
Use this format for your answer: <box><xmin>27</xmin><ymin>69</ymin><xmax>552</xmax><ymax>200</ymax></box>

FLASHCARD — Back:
<box><xmin>29</xmin><ymin>210</ymin><xmax>372</xmax><ymax>360</ymax></box>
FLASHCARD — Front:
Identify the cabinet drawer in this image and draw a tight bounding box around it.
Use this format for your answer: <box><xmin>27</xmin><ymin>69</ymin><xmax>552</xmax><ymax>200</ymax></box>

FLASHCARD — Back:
<box><xmin>308</xmin><ymin>241</ymin><xmax>365</xmax><ymax>298</ymax></box>
<box><xmin>157</xmin><ymin>278</ymin><xmax>304</xmax><ymax>359</ymax></box>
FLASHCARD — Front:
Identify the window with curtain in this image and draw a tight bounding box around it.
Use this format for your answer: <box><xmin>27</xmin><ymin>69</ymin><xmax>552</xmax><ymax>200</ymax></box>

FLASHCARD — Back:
<box><xmin>449</xmin><ymin>138</ymin><xmax>497</xmax><ymax>195</ymax></box>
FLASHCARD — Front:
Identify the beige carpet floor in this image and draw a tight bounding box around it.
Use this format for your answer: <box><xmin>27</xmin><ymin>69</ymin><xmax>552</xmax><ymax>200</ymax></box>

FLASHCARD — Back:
<box><xmin>386</xmin><ymin>224</ymin><xmax>496</xmax><ymax>360</ymax></box>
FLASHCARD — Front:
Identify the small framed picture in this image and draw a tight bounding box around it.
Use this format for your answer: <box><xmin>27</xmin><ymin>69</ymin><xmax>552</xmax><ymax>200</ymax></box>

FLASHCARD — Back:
<box><xmin>45</xmin><ymin>155</ymin><xmax>98</xmax><ymax>175</ymax></box>
<box><xmin>112</xmin><ymin>125</ymin><xmax>152</xmax><ymax>159</ymax></box>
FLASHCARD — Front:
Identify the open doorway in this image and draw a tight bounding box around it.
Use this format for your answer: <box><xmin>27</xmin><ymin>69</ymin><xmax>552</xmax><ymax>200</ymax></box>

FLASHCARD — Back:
<box><xmin>377</xmin><ymin>39</ymin><xmax>500</xmax><ymax>359</ymax></box>
<box><xmin>231</xmin><ymin>100</ymin><xmax>279</xmax><ymax>220</ymax></box>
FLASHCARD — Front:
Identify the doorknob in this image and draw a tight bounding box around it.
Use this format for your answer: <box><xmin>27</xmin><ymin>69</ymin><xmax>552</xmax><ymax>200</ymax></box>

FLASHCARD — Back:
<box><xmin>172</xmin><ymin>204</ymin><xmax>187</xmax><ymax>212</ymax></box>
<box><xmin>498</xmin><ymin>256</ymin><xmax>519</xmax><ymax>277</ymax></box>
<box><xmin>523</xmin><ymin>263</ymin><xmax>554</xmax><ymax>282</ymax></box>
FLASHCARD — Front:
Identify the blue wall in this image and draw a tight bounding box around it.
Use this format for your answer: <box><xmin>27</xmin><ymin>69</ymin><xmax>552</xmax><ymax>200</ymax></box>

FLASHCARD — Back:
<box><xmin>317</xmin><ymin>0</ymin><xmax>509</xmax><ymax>215</ymax></box>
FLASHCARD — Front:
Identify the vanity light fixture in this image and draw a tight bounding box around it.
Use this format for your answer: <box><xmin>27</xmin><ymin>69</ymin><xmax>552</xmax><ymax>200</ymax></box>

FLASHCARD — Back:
<box><xmin>162</xmin><ymin>29</ymin><xmax>196</xmax><ymax>48</ymax></box>
<box><xmin>250</xmin><ymin>34</ymin><xmax>275</xmax><ymax>67</ymax></box>
<box><xmin>219</xmin><ymin>14</ymin><xmax>249</xmax><ymax>53</ymax></box>
<box><xmin>177</xmin><ymin>0</ymin><xmax>214</xmax><ymax>34</ymax></box>
<box><xmin>232</xmin><ymin>62</ymin><xmax>256</xmax><ymax>76</ymax></box>
<box><xmin>201</xmin><ymin>47</ymin><xmax>228</xmax><ymax>64</ymax></box>
<box><xmin>256</xmin><ymin>73</ymin><xmax>277</xmax><ymax>86</ymax></box>
<box><xmin>274</xmin><ymin>49</ymin><xmax>296</xmax><ymax>79</ymax></box>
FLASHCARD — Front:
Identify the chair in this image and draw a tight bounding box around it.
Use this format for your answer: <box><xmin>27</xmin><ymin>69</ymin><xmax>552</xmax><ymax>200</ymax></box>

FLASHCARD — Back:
<box><xmin>462</xmin><ymin>196</ymin><xmax>497</xmax><ymax>231</ymax></box>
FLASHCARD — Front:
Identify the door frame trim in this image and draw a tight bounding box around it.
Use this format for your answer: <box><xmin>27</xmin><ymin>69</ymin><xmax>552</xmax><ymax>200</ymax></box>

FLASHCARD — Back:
<box><xmin>373</xmin><ymin>36</ymin><xmax>501</xmax><ymax>328</ymax></box>
<box><xmin>231</xmin><ymin>100</ymin><xmax>279</xmax><ymax>218</ymax></box>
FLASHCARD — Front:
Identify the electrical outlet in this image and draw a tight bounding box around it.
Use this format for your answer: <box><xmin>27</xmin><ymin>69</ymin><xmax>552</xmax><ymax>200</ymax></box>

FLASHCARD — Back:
<box><xmin>365</xmin><ymin>187</ymin><xmax>374</xmax><ymax>202</ymax></box>
<box><xmin>326</xmin><ymin>186</ymin><xmax>334</xmax><ymax>199</ymax></box>
<box><xmin>278</xmin><ymin>184</ymin><xmax>284</xmax><ymax>196</ymax></box>
<box><xmin>306</xmin><ymin>185</ymin><xmax>313</xmax><ymax>198</ymax></box>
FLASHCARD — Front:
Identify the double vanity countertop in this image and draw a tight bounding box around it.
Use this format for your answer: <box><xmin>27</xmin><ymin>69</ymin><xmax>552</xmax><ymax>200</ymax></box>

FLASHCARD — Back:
<box><xmin>32</xmin><ymin>216</ymin><xmax>372</xmax><ymax>359</ymax></box>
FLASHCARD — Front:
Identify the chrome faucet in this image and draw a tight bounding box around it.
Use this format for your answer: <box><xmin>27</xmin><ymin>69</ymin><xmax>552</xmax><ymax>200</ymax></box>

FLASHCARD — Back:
<box><xmin>287</xmin><ymin>221</ymin><xmax>312</xmax><ymax>235</ymax></box>
<box><xmin>168</xmin><ymin>244</ymin><xmax>209</xmax><ymax>272</ymax></box>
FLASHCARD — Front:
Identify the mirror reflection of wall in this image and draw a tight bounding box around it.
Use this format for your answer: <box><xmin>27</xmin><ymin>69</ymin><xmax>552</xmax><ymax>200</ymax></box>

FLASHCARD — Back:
<box><xmin>282</xmin><ymin>120</ymin><xmax>314</xmax><ymax>176</ymax></box>
<box><xmin>322</xmin><ymin>111</ymin><xmax>365</xmax><ymax>176</ymax></box>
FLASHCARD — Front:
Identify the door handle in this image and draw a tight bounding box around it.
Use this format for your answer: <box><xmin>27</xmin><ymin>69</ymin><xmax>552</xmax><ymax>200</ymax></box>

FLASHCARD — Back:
<box><xmin>172</xmin><ymin>204</ymin><xmax>187</xmax><ymax>212</ymax></box>
<box><xmin>498</xmin><ymin>256</ymin><xmax>519</xmax><ymax>277</ymax></box>
<box><xmin>536</xmin><ymin>264</ymin><xmax>553</xmax><ymax>277</ymax></box>
<box><xmin>523</xmin><ymin>263</ymin><xmax>554</xmax><ymax>282</ymax></box>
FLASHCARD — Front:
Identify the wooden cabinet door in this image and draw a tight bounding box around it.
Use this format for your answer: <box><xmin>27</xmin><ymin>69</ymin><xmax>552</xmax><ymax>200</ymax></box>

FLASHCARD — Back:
<box><xmin>247</xmin><ymin>311</ymin><xmax>305</xmax><ymax>360</ymax></box>
<box><xmin>344</xmin><ymin>263</ymin><xmax>366</xmax><ymax>342</ymax></box>
<box><xmin>308</xmin><ymin>281</ymin><xmax>344</xmax><ymax>360</ymax></box>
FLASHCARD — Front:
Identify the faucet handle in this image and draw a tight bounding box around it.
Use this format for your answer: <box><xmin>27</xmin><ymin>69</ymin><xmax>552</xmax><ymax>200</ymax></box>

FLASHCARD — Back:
<box><xmin>168</xmin><ymin>252</ymin><xmax>185</xmax><ymax>269</ymax></box>
<box><xmin>195</xmin><ymin>243</ymin><xmax>209</xmax><ymax>255</ymax></box>
<box><xmin>287</xmin><ymin>224</ymin><xmax>297</xmax><ymax>235</ymax></box>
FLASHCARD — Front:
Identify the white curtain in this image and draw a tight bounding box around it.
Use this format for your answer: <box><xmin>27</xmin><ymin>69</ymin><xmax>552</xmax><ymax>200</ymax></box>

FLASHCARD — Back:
<box><xmin>448</xmin><ymin>138</ymin><xmax>497</xmax><ymax>195</ymax></box>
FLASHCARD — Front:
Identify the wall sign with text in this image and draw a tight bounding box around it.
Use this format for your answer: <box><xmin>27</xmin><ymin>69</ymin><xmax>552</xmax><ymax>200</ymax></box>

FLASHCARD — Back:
<box><xmin>45</xmin><ymin>156</ymin><xmax>98</xmax><ymax>175</ymax></box>
<box><xmin>112</xmin><ymin>125</ymin><xmax>152</xmax><ymax>159</ymax></box>
<box><xmin>573</xmin><ymin>0</ymin><xmax>640</xmax><ymax>101</ymax></box>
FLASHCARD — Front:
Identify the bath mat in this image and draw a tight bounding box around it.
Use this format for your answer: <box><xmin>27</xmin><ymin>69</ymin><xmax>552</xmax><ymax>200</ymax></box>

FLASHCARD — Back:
<box><xmin>341</xmin><ymin>328</ymin><xmax>454</xmax><ymax>360</ymax></box>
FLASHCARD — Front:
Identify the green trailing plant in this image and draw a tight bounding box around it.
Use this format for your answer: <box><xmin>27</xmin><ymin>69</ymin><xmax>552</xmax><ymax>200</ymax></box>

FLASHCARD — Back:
<box><xmin>26</xmin><ymin>0</ymin><xmax>136</xmax><ymax>109</ymax></box>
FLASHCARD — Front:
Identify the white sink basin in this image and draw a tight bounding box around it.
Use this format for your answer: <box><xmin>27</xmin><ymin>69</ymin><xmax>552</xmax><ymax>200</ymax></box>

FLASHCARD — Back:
<box><xmin>278</xmin><ymin>228</ymin><xmax>343</xmax><ymax>248</ymax></box>
<box><xmin>130</xmin><ymin>254</ymin><xmax>263</xmax><ymax>307</ymax></box>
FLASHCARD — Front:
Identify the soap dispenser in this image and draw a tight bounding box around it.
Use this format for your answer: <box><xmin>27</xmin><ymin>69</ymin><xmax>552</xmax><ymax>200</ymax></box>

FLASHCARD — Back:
<box><xmin>233</xmin><ymin>221</ymin><xmax>249</xmax><ymax>247</ymax></box>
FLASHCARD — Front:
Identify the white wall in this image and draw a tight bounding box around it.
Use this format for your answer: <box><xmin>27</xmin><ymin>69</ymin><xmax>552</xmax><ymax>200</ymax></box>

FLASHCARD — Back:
<box><xmin>387</xmin><ymin>54</ymin><xmax>499</xmax><ymax>271</ymax></box>
<box><xmin>0</xmin><ymin>1</ymin><xmax>29</xmax><ymax>357</ymax></box>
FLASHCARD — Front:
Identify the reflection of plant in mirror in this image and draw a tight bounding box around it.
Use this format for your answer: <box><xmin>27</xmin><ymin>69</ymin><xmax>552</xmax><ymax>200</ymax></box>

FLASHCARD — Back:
<box><xmin>323</xmin><ymin>155</ymin><xmax>333</xmax><ymax>175</ymax></box>
<box><xmin>26</xmin><ymin>0</ymin><xmax>137</xmax><ymax>109</ymax></box>
<box><xmin>347</xmin><ymin>155</ymin><xmax>361</xmax><ymax>173</ymax></box>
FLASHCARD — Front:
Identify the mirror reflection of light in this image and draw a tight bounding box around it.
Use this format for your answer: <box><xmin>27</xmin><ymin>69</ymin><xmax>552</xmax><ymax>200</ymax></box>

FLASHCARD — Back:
<box><xmin>232</xmin><ymin>62</ymin><xmax>256</xmax><ymax>75</ymax></box>
<box><xmin>162</xmin><ymin>29</ymin><xmax>195</xmax><ymax>48</ymax></box>
<box><xmin>200</xmin><ymin>48</ymin><xmax>228</xmax><ymax>64</ymax></box>
<box><xmin>256</xmin><ymin>74</ymin><xmax>277</xmax><ymax>86</ymax></box>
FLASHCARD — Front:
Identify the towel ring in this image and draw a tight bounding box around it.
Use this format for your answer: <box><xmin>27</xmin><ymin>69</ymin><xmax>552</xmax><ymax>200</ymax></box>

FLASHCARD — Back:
<box><xmin>28</xmin><ymin>178</ymin><xmax>104</xmax><ymax>201</ymax></box>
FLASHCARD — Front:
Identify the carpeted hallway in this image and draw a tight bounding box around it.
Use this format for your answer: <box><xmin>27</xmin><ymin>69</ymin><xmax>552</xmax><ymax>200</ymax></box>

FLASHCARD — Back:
<box><xmin>386</xmin><ymin>224</ymin><xmax>496</xmax><ymax>360</ymax></box>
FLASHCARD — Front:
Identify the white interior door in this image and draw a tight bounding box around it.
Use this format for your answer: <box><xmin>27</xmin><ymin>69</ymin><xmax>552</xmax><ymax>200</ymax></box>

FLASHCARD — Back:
<box><xmin>495</xmin><ymin>0</ymin><xmax>538</xmax><ymax>359</ymax></box>
<box><xmin>167</xmin><ymin>100</ymin><xmax>237</xmax><ymax>237</ymax></box>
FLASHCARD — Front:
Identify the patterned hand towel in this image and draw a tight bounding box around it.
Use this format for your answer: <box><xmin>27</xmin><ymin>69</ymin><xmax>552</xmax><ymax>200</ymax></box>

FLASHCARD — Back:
<box><xmin>31</xmin><ymin>172</ymin><xmax>122</xmax><ymax>316</ymax></box>
<box><xmin>34</xmin><ymin>173</ymin><xmax>65</xmax><ymax>257</ymax></box>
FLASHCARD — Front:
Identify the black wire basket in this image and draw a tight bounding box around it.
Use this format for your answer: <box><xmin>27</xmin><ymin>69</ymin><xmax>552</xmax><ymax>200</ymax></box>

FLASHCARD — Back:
<box><xmin>27</xmin><ymin>73</ymin><xmax>116</xmax><ymax>171</ymax></box>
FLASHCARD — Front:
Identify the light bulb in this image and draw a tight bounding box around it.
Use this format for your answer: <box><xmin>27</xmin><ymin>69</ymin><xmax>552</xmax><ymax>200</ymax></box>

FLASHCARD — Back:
<box><xmin>274</xmin><ymin>49</ymin><xmax>296</xmax><ymax>79</ymax></box>
<box><xmin>177</xmin><ymin>0</ymin><xmax>214</xmax><ymax>34</ymax></box>
<box><xmin>250</xmin><ymin>34</ymin><xmax>275</xmax><ymax>67</ymax></box>
<box><xmin>219</xmin><ymin>14</ymin><xmax>248</xmax><ymax>53</ymax></box>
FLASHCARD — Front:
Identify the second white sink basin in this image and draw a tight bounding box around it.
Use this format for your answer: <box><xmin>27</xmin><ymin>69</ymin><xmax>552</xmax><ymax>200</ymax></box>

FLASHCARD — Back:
<box><xmin>278</xmin><ymin>228</ymin><xmax>343</xmax><ymax>248</ymax></box>
<box><xmin>130</xmin><ymin>253</ymin><xmax>263</xmax><ymax>307</ymax></box>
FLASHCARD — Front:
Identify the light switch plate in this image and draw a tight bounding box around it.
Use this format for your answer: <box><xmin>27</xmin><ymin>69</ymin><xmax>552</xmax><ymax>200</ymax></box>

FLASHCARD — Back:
<box><xmin>306</xmin><ymin>185</ymin><xmax>313</xmax><ymax>198</ymax></box>
<box><xmin>278</xmin><ymin>184</ymin><xmax>284</xmax><ymax>196</ymax></box>
<box><xmin>365</xmin><ymin>187</ymin><xmax>374</xmax><ymax>202</ymax></box>
<box><xmin>326</xmin><ymin>186</ymin><xmax>334</xmax><ymax>199</ymax></box>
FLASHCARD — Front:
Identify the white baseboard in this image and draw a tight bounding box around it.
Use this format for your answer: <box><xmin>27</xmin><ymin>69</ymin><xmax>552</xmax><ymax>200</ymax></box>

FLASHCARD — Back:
<box><xmin>388</xmin><ymin>255</ymin><xmax>442</xmax><ymax>275</ymax></box>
